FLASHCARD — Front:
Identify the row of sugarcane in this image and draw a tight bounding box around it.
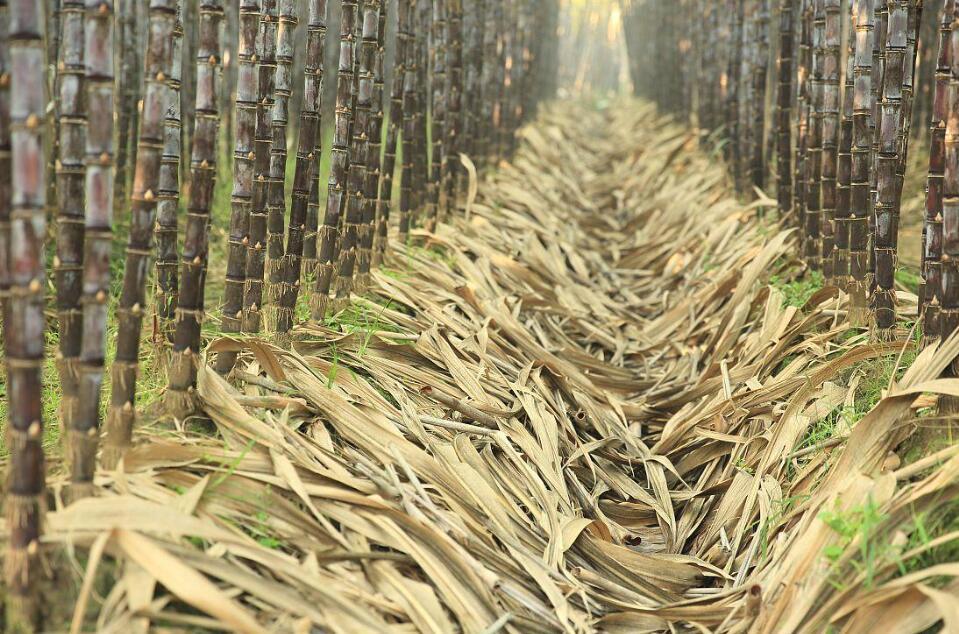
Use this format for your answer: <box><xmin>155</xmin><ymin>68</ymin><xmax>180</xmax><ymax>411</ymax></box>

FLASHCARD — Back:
<box><xmin>1</xmin><ymin>0</ymin><xmax>561</xmax><ymax>628</ymax></box>
<box><xmin>621</xmin><ymin>0</ymin><xmax>959</xmax><ymax>344</ymax></box>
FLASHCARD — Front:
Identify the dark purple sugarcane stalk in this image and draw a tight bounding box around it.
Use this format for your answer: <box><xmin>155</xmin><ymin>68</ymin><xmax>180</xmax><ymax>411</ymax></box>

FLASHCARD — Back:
<box><xmin>154</xmin><ymin>2</ymin><xmax>183</xmax><ymax>341</ymax></box>
<box><xmin>53</xmin><ymin>0</ymin><xmax>85</xmax><ymax>446</ymax></box>
<box><xmin>167</xmin><ymin>0</ymin><xmax>224</xmax><ymax>413</ymax></box>
<box><xmin>357</xmin><ymin>0</ymin><xmax>387</xmax><ymax>289</ymax></box>
<box><xmin>872</xmin><ymin>0</ymin><xmax>912</xmax><ymax>337</ymax></box>
<box><xmin>849</xmin><ymin>0</ymin><xmax>877</xmax><ymax>321</ymax></box>
<box><xmin>834</xmin><ymin>0</ymin><xmax>856</xmax><ymax>285</ymax></box>
<box><xmin>375</xmin><ymin>0</ymin><xmax>410</xmax><ymax>266</ymax></box>
<box><xmin>216</xmin><ymin>0</ymin><xmax>259</xmax><ymax>374</ymax></box>
<box><xmin>103</xmin><ymin>0</ymin><xmax>176</xmax><ymax>467</ymax></box>
<box><xmin>241</xmin><ymin>0</ymin><xmax>278</xmax><ymax>334</ymax></box>
<box><xmin>313</xmin><ymin>0</ymin><xmax>359</xmax><ymax>319</ymax></box>
<box><xmin>5</xmin><ymin>0</ymin><xmax>48</xmax><ymax>624</ymax></box>
<box><xmin>265</xmin><ymin>0</ymin><xmax>296</xmax><ymax>314</ymax></box>
<box><xmin>276</xmin><ymin>0</ymin><xmax>327</xmax><ymax>332</ymax></box>
<box><xmin>820</xmin><ymin>0</ymin><xmax>841</xmax><ymax>279</ymax></box>
<box><xmin>922</xmin><ymin>0</ymin><xmax>953</xmax><ymax>340</ymax></box>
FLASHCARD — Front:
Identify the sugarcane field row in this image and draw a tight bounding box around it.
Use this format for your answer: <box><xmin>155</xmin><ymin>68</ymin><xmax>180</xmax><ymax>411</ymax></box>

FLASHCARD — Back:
<box><xmin>0</xmin><ymin>0</ymin><xmax>958</xmax><ymax>632</ymax></box>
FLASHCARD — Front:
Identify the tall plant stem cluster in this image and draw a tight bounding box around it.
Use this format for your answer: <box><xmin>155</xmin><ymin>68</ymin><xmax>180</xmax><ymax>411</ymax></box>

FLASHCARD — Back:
<box><xmin>0</xmin><ymin>1</ymin><xmax>560</xmax><ymax>627</ymax></box>
<box><xmin>622</xmin><ymin>0</ymin><xmax>959</xmax><ymax>344</ymax></box>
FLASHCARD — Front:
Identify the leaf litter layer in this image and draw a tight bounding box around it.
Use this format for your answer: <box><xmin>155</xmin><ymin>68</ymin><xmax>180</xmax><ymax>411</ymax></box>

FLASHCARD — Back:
<box><xmin>25</xmin><ymin>100</ymin><xmax>959</xmax><ymax>632</ymax></box>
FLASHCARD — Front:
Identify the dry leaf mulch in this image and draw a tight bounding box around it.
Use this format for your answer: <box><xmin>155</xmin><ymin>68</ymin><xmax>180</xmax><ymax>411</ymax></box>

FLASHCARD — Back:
<box><xmin>38</xmin><ymin>101</ymin><xmax>959</xmax><ymax>633</ymax></box>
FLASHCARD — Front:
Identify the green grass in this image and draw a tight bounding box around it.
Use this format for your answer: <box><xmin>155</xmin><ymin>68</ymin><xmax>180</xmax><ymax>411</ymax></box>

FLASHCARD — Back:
<box><xmin>895</xmin><ymin>266</ymin><xmax>922</xmax><ymax>295</ymax></box>
<box><xmin>769</xmin><ymin>270</ymin><xmax>825</xmax><ymax>308</ymax></box>
<box><xmin>821</xmin><ymin>496</ymin><xmax>888</xmax><ymax>590</ymax></box>
<box><xmin>897</xmin><ymin>502</ymin><xmax>959</xmax><ymax>585</ymax></box>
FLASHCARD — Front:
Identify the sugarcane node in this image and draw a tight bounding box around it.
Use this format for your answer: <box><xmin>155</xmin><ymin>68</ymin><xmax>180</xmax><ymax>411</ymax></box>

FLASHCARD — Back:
<box><xmin>28</xmin><ymin>279</ymin><xmax>42</xmax><ymax>293</ymax></box>
<box><xmin>100</xmin><ymin>152</ymin><xmax>110</xmax><ymax>164</ymax></box>
<box><xmin>96</xmin><ymin>290</ymin><xmax>107</xmax><ymax>302</ymax></box>
<box><xmin>87</xmin><ymin>427</ymin><xmax>97</xmax><ymax>437</ymax></box>
<box><xmin>26</xmin><ymin>113</ymin><xmax>40</xmax><ymax>129</ymax></box>
<box><xmin>98</xmin><ymin>2</ymin><xmax>109</xmax><ymax>14</ymax></box>
<box><xmin>157</xmin><ymin>71</ymin><xmax>166</xmax><ymax>82</ymax></box>
<box><xmin>193</xmin><ymin>255</ymin><xmax>202</xmax><ymax>265</ymax></box>
<box><xmin>242</xmin><ymin>236</ymin><xmax>250</xmax><ymax>245</ymax></box>
<box><xmin>247</xmin><ymin>151</ymin><xmax>255</xmax><ymax>160</ymax></box>
<box><xmin>209</xmin><ymin>55</ymin><xmax>217</xmax><ymax>65</ymax></box>
<box><xmin>27</xmin><ymin>421</ymin><xmax>41</xmax><ymax>438</ymax></box>
<box><xmin>27</xmin><ymin>540</ymin><xmax>39</xmax><ymax>556</ymax></box>
<box><xmin>132</xmin><ymin>302</ymin><xmax>143</xmax><ymax>315</ymax></box>
<box><xmin>144</xmin><ymin>189</ymin><xmax>155</xmax><ymax>201</ymax></box>
<box><xmin>123</xmin><ymin>401</ymin><xmax>133</xmax><ymax>412</ymax></box>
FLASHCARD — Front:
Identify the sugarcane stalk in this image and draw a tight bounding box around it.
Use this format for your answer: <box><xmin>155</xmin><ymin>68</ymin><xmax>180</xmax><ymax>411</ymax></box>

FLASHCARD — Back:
<box><xmin>477</xmin><ymin>0</ymin><xmax>495</xmax><ymax>167</ymax></box>
<box><xmin>312</xmin><ymin>0</ymin><xmax>358</xmax><ymax>319</ymax></box>
<box><xmin>102</xmin><ymin>0</ymin><xmax>177</xmax><ymax>467</ymax></box>
<box><xmin>113</xmin><ymin>0</ymin><xmax>139</xmax><ymax>214</ymax></box>
<box><xmin>834</xmin><ymin>0</ymin><xmax>856</xmax><ymax>285</ymax></box>
<box><xmin>820</xmin><ymin>0</ymin><xmax>841</xmax><ymax>279</ymax></box>
<box><xmin>375</xmin><ymin>0</ymin><xmax>409</xmax><ymax>267</ymax></box>
<box><xmin>805</xmin><ymin>0</ymin><xmax>825</xmax><ymax>269</ymax></box>
<box><xmin>869</xmin><ymin>0</ymin><xmax>888</xmax><ymax>284</ymax></box>
<box><xmin>461</xmin><ymin>0</ymin><xmax>484</xmax><ymax>162</ymax></box>
<box><xmin>398</xmin><ymin>0</ymin><xmax>418</xmax><ymax>243</ymax></box>
<box><xmin>443</xmin><ymin>0</ymin><xmax>462</xmax><ymax>209</ymax></box>
<box><xmin>411</xmin><ymin>0</ymin><xmax>431</xmax><ymax>217</ymax></box>
<box><xmin>0</xmin><ymin>0</ymin><xmax>9</xmax><ymax>358</ymax></box>
<box><xmin>275</xmin><ymin>0</ymin><xmax>327</xmax><ymax>332</ymax></box>
<box><xmin>426</xmin><ymin>0</ymin><xmax>447</xmax><ymax>231</ymax></box>
<box><xmin>154</xmin><ymin>2</ymin><xmax>183</xmax><ymax>342</ymax></box>
<box><xmin>332</xmin><ymin>0</ymin><xmax>380</xmax><ymax>303</ymax></box>
<box><xmin>167</xmin><ymin>0</ymin><xmax>223</xmax><ymax>414</ymax></box>
<box><xmin>264</xmin><ymin>0</ymin><xmax>296</xmax><ymax>316</ymax></box>
<box><xmin>872</xmin><ymin>0</ymin><xmax>912</xmax><ymax>337</ymax></box>
<box><xmin>72</xmin><ymin>0</ymin><xmax>115</xmax><ymax>498</ymax></box>
<box><xmin>215</xmin><ymin>0</ymin><xmax>259</xmax><ymax>374</ymax></box>
<box><xmin>849</xmin><ymin>0</ymin><xmax>877</xmax><ymax>322</ymax></box>
<box><xmin>241</xmin><ymin>0</ymin><xmax>277</xmax><ymax>334</ymax></box>
<box><xmin>795</xmin><ymin>0</ymin><xmax>812</xmax><ymax>235</ymax></box>
<box><xmin>53</xmin><ymin>0</ymin><xmax>85</xmax><ymax>447</ymax></box>
<box><xmin>922</xmin><ymin>0</ymin><xmax>953</xmax><ymax>340</ymax></box>
<box><xmin>940</xmin><ymin>0</ymin><xmax>959</xmax><ymax>360</ymax></box>
<box><xmin>777</xmin><ymin>0</ymin><xmax>797</xmax><ymax>223</ymax></box>
<box><xmin>4</xmin><ymin>0</ymin><xmax>48</xmax><ymax>625</ymax></box>
<box><xmin>356</xmin><ymin>0</ymin><xmax>387</xmax><ymax>289</ymax></box>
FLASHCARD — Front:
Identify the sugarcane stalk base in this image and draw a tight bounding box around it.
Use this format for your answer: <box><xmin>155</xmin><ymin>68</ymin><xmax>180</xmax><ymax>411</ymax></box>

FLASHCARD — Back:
<box><xmin>66</xmin><ymin>429</ymin><xmax>99</xmax><ymax>501</ymax></box>
<box><xmin>55</xmin><ymin>357</ymin><xmax>80</xmax><ymax>436</ymax></box>
<box><xmin>166</xmin><ymin>350</ymin><xmax>199</xmax><ymax>419</ymax></box>
<box><xmin>103</xmin><ymin>399</ymin><xmax>136</xmax><ymax>468</ymax></box>
<box><xmin>3</xmin><ymin>588</ymin><xmax>40</xmax><ymax>634</ymax></box>
<box><xmin>871</xmin><ymin>289</ymin><xmax>897</xmax><ymax>340</ymax></box>
<box><xmin>311</xmin><ymin>263</ymin><xmax>335</xmax><ymax>321</ymax></box>
<box><xmin>4</xmin><ymin>491</ymin><xmax>44</xmax><ymax>632</ymax></box>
